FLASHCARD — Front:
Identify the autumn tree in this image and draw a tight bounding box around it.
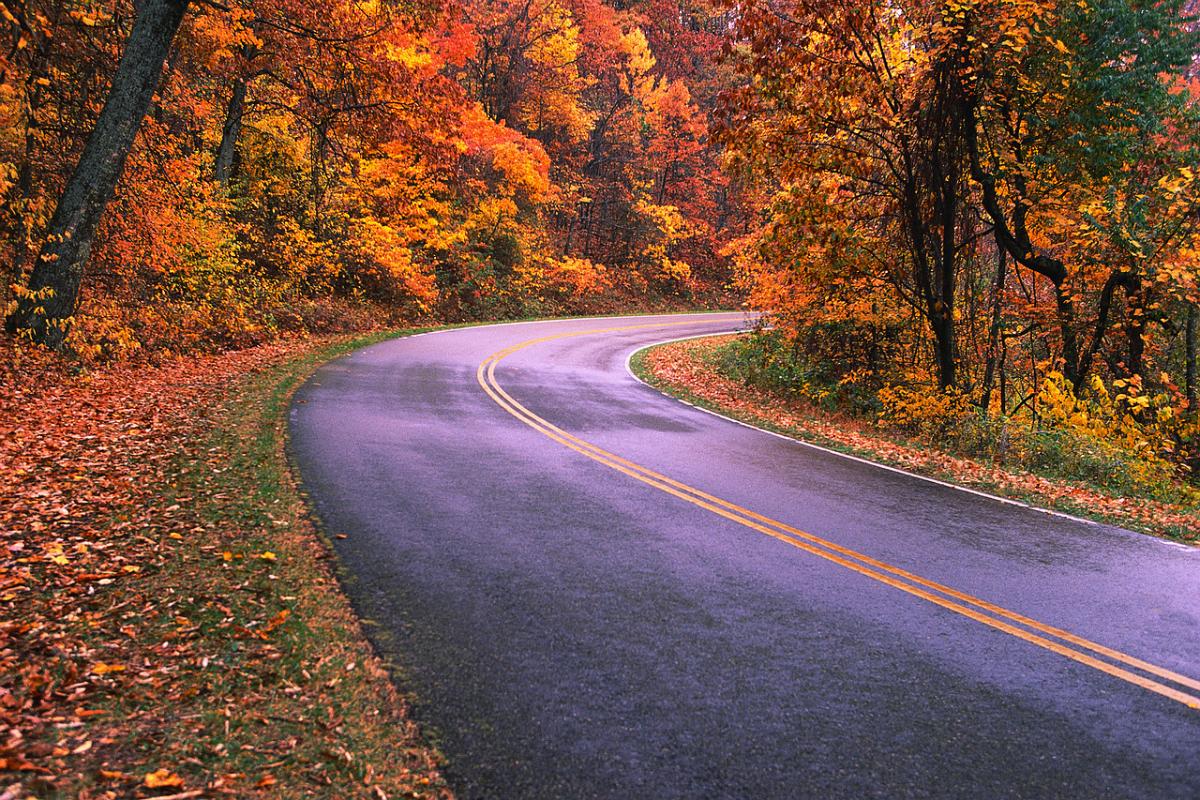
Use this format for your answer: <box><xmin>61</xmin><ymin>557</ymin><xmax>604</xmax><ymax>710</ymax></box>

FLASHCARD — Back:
<box><xmin>1</xmin><ymin>0</ymin><xmax>739</xmax><ymax>355</ymax></box>
<box><xmin>720</xmin><ymin>0</ymin><xmax>1200</xmax><ymax>478</ymax></box>
<box><xmin>959</xmin><ymin>0</ymin><xmax>1200</xmax><ymax>388</ymax></box>
<box><xmin>718</xmin><ymin>0</ymin><xmax>978</xmax><ymax>388</ymax></box>
<box><xmin>6</xmin><ymin>0</ymin><xmax>191</xmax><ymax>348</ymax></box>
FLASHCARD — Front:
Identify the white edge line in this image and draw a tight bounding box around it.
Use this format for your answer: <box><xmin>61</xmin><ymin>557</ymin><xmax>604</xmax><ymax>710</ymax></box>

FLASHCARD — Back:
<box><xmin>623</xmin><ymin>330</ymin><xmax>1198</xmax><ymax>551</ymax></box>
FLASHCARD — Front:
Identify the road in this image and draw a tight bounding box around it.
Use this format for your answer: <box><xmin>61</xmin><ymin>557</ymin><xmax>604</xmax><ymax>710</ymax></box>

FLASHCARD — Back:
<box><xmin>289</xmin><ymin>313</ymin><xmax>1200</xmax><ymax>799</ymax></box>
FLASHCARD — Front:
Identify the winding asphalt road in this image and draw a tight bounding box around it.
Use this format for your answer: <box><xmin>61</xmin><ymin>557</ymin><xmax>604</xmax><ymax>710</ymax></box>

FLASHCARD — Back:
<box><xmin>290</xmin><ymin>313</ymin><xmax>1200</xmax><ymax>799</ymax></box>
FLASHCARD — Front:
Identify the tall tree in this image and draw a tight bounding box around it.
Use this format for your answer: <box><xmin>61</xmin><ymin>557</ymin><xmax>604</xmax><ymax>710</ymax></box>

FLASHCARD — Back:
<box><xmin>6</xmin><ymin>0</ymin><xmax>191</xmax><ymax>348</ymax></box>
<box><xmin>718</xmin><ymin>0</ymin><xmax>973</xmax><ymax>388</ymax></box>
<box><xmin>961</xmin><ymin>0</ymin><xmax>1200</xmax><ymax>388</ymax></box>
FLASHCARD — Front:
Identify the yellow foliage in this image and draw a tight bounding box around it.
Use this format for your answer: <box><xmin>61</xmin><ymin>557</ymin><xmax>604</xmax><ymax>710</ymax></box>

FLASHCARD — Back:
<box><xmin>634</xmin><ymin>200</ymin><xmax>694</xmax><ymax>283</ymax></box>
<box><xmin>878</xmin><ymin>370</ymin><xmax>1187</xmax><ymax>496</ymax></box>
<box><xmin>490</xmin><ymin>140</ymin><xmax>552</xmax><ymax>201</ymax></box>
<box><xmin>515</xmin><ymin>0</ymin><xmax>594</xmax><ymax>141</ymax></box>
<box><xmin>514</xmin><ymin>255</ymin><xmax>608</xmax><ymax>300</ymax></box>
<box><xmin>348</xmin><ymin>218</ymin><xmax>438</xmax><ymax>310</ymax></box>
<box><xmin>620</xmin><ymin>28</ymin><xmax>657</xmax><ymax>99</ymax></box>
<box><xmin>1036</xmin><ymin>371</ymin><xmax>1178</xmax><ymax>465</ymax></box>
<box><xmin>878</xmin><ymin>383</ymin><xmax>975</xmax><ymax>433</ymax></box>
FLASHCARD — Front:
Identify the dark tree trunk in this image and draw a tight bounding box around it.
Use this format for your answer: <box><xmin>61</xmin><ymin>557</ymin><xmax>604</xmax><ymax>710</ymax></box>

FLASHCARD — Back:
<box><xmin>1123</xmin><ymin>276</ymin><xmax>1146</xmax><ymax>380</ymax></box>
<box><xmin>6</xmin><ymin>0</ymin><xmax>191</xmax><ymax>348</ymax></box>
<box><xmin>932</xmin><ymin>315</ymin><xmax>956</xmax><ymax>390</ymax></box>
<box><xmin>1053</xmin><ymin>284</ymin><xmax>1083</xmax><ymax>387</ymax></box>
<box><xmin>980</xmin><ymin>242</ymin><xmax>1007</xmax><ymax>408</ymax></box>
<box><xmin>934</xmin><ymin>173</ymin><xmax>958</xmax><ymax>391</ymax></box>
<box><xmin>965</xmin><ymin>119</ymin><xmax>1086</xmax><ymax>388</ymax></box>
<box><xmin>562</xmin><ymin>213</ymin><xmax>576</xmax><ymax>255</ymax></box>
<box><xmin>907</xmin><ymin>40</ymin><xmax>969</xmax><ymax>393</ymax></box>
<box><xmin>310</xmin><ymin>121</ymin><xmax>329</xmax><ymax>239</ymax></box>
<box><xmin>214</xmin><ymin>43</ymin><xmax>256</xmax><ymax>188</ymax></box>
<box><xmin>998</xmin><ymin>331</ymin><xmax>1008</xmax><ymax>414</ymax></box>
<box><xmin>215</xmin><ymin>75</ymin><xmax>248</xmax><ymax>187</ymax></box>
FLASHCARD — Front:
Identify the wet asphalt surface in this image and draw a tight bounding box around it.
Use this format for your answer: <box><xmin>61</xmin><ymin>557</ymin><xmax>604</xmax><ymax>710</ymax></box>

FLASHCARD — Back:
<box><xmin>289</xmin><ymin>313</ymin><xmax>1200</xmax><ymax>799</ymax></box>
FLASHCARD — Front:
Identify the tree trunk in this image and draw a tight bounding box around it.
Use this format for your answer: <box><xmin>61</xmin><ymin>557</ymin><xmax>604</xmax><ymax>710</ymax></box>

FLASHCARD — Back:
<box><xmin>933</xmin><ymin>314</ymin><xmax>956</xmax><ymax>390</ymax></box>
<box><xmin>6</xmin><ymin>0</ymin><xmax>191</xmax><ymax>348</ymax></box>
<box><xmin>310</xmin><ymin>121</ymin><xmax>329</xmax><ymax>239</ymax></box>
<box><xmin>999</xmin><ymin>330</ymin><xmax>1008</xmax><ymax>414</ymax></box>
<box><xmin>980</xmin><ymin>243</ymin><xmax>1007</xmax><ymax>409</ymax></box>
<box><xmin>1053</xmin><ymin>282</ymin><xmax>1082</xmax><ymax>388</ymax></box>
<box><xmin>966</xmin><ymin>118</ymin><xmax>1083</xmax><ymax>387</ymax></box>
<box><xmin>562</xmin><ymin>214</ymin><xmax>575</xmax><ymax>256</ymax></box>
<box><xmin>214</xmin><ymin>75</ymin><xmax>248</xmax><ymax>187</ymax></box>
<box><xmin>1123</xmin><ymin>276</ymin><xmax>1146</xmax><ymax>381</ymax></box>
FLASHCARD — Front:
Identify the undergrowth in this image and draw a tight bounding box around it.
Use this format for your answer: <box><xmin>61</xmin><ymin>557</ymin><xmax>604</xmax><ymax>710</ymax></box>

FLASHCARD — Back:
<box><xmin>716</xmin><ymin>331</ymin><xmax>1197</xmax><ymax>506</ymax></box>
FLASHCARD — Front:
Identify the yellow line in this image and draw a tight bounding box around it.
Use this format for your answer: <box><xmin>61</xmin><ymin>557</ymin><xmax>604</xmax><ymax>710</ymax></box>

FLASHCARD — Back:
<box><xmin>486</xmin><ymin>358</ymin><xmax>1200</xmax><ymax>697</ymax></box>
<box><xmin>475</xmin><ymin>319</ymin><xmax>1200</xmax><ymax>710</ymax></box>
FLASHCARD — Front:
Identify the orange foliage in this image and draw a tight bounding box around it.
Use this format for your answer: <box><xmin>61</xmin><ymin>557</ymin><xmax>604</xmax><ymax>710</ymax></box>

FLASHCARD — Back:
<box><xmin>1</xmin><ymin>0</ymin><xmax>740</xmax><ymax>358</ymax></box>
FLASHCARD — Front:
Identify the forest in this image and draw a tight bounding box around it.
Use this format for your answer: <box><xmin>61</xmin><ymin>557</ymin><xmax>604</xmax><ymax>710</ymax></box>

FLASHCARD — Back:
<box><xmin>1</xmin><ymin>0</ymin><xmax>1199</xmax><ymax>483</ymax></box>
<box><xmin>1</xmin><ymin>0</ymin><xmax>740</xmax><ymax>357</ymax></box>
<box><xmin>715</xmin><ymin>0</ymin><xmax>1200</xmax><ymax>498</ymax></box>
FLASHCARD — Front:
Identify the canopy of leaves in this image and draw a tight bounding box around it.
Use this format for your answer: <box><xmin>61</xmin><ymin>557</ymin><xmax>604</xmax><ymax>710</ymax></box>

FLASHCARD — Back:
<box><xmin>0</xmin><ymin>0</ymin><xmax>742</xmax><ymax>358</ymax></box>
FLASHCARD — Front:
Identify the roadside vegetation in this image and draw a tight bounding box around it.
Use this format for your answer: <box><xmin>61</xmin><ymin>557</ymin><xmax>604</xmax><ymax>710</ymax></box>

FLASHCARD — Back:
<box><xmin>1</xmin><ymin>0</ymin><xmax>737</xmax><ymax>360</ymax></box>
<box><xmin>635</xmin><ymin>335</ymin><xmax>1200</xmax><ymax>541</ymax></box>
<box><xmin>715</xmin><ymin>0</ymin><xmax>1200</xmax><ymax>520</ymax></box>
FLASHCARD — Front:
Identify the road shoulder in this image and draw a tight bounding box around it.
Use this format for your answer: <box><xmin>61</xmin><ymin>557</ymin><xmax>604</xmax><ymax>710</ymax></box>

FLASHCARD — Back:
<box><xmin>630</xmin><ymin>334</ymin><xmax>1199</xmax><ymax>544</ymax></box>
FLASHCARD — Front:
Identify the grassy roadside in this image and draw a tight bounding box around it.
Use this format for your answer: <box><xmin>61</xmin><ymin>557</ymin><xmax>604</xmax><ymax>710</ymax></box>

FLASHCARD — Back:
<box><xmin>1</xmin><ymin>329</ymin><xmax>454</xmax><ymax>799</ymax></box>
<box><xmin>630</xmin><ymin>335</ymin><xmax>1200</xmax><ymax>542</ymax></box>
<box><xmin>149</xmin><ymin>330</ymin><xmax>454</xmax><ymax>798</ymax></box>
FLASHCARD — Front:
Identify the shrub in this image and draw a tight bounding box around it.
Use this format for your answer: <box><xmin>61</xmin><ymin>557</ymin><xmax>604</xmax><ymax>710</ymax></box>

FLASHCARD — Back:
<box><xmin>878</xmin><ymin>371</ymin><xmax>1187</xmax><ymax>499</ymax></box>
<box><xmin>717</xmin><ymin>326</ymin><xmax>1196</xmax><ymax>502</ymax></box>
<box><xmin>717</xmin><ymin>327</ymin><xmax>884</xmax><ymax>413</ymax></box>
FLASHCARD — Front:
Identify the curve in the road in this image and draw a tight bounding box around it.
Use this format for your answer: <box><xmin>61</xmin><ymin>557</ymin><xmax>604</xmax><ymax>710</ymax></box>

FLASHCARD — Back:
<box><xmin>479</xmin><ymin>321</ymin><xmax>1200</xmax><ymax>710</ymax></box>
<box><xmin>290</xmin><ymin>312</ymin><xmax>1200</xmax><ymax>799</ymax></box>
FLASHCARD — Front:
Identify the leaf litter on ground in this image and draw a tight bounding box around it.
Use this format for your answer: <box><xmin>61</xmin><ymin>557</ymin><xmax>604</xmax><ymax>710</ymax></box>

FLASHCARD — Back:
<box><xmin>0</xmin><ymin>335</ymin><xmax>451</xmax><ymax>799</ymax></box>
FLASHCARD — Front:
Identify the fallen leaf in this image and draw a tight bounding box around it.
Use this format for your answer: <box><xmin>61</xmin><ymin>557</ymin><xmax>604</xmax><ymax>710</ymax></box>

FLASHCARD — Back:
<box><xmin>91</xmin><ymin>662</ymin><xmax>125</xmax><ymax>675</ymax></box>
<box><xmin>264</xmin><ymin>609</ymin><xmax>290</xmax><ymax>633</ymax></box>
<box><xmin>144</xmin><ymin>768</ymin><xmax>185</xmax><ymax>788</ymax></box>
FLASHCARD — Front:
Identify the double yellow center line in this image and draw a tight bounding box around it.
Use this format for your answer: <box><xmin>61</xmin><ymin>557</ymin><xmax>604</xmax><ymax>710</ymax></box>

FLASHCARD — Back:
<box><xmin>476</xmin><ymin>319</ymin><xmax>1200</xmax><ymax>710</ymax></box>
